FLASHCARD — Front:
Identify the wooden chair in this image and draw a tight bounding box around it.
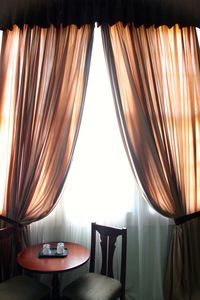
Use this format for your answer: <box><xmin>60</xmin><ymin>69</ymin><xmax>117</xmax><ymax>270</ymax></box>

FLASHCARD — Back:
<box><xmin>62</xmin><ymin>222</ymin><xmax>127</xmax><ymax>300</ymax></box>
<box><xmin>0</xmin><ymin>215</ymin><xmax>50</xmax><ymax>300</ymax></box>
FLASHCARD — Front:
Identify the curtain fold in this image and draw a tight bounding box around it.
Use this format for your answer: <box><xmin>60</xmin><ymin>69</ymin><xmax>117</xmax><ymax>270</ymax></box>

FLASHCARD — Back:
<box><xmin>0</xmin><ymin>24</ymin><xmax>94</xmax><ymax>225</ymax></box>
<box><xmin>102</xmin><ymin>23</ymin><xmax>200</xmax><ymax>299</ymax></box>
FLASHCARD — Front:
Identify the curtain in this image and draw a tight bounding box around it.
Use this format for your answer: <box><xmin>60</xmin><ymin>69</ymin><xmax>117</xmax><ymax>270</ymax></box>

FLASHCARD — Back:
<box><xmin>102</xmin><ymin>23</ymin><xmax>200</xmax><ymax>299</ymax></box>
<box><xmin>30</xmin><ymin>28</ymin><xmax>172</xmax><ymax>300</ymax></box>
<box><xmin>0</xmin><ymin>24</ymin><xmax>93</xmax><ymax>224</ymax></box>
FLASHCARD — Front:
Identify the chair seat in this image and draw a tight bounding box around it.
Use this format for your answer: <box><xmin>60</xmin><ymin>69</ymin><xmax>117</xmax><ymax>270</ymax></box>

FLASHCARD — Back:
<box><xmin>62</xmin><ymin>272</ymin><xmax>122</xmax><ymax>300</ymax></box>
<box><xmin>0</xmin><ymin>275</ymin><xmax>50</xmax><ymax>300</ymax></box>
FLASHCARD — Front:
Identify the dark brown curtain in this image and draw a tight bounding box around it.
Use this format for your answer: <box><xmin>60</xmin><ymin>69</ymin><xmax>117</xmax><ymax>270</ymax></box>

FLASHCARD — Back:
<box><xmin>0</xmin><ymin>24</ymin><xmax>93</xmax><ymax>225</ymax></box>
<box><xmin>102</xmin><ymin>23</ymin><xmax>200</xmax><ymax>299</ymax></box>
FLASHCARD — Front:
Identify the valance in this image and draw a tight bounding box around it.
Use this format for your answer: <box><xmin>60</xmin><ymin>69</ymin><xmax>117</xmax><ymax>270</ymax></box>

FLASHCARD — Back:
<box><xmin>0</xmin><ymin>0</ymin><xmax>200</xmax><ymax>30</ymax></box>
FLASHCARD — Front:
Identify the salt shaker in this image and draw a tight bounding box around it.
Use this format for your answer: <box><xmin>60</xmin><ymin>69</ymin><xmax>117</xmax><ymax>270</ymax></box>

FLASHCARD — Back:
<box><xmin>57</xmin><ymin>242</ymin><xmax>64</xmax><ymax>254</ymax></box>
<box><xmin>43</xmin><ymin>243</ymin><xmax>51</xmax><ymax>255</ymax></box>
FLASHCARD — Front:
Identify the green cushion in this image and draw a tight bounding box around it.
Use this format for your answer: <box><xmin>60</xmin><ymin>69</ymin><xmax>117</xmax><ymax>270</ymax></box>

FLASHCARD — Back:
<box><xmin>62</xmin><ymin>272</ymin><xmax>122</xmax><ymax>300</ymax></box>
<box><xmin>0</xmin><ymin>275</ymin><xmax>50</xmax><ymax>300</ymax></box>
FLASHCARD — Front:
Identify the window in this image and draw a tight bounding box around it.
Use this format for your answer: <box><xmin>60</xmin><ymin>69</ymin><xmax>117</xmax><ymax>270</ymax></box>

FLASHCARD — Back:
<box><xmin>42</xmin><ymin>28</ymin><xmax>137</xmax><ymax>226</ymax></box>
<box><xmin>1</xmin><ymin>27</ymin><xmax>199</xmax><ymax>219</ymax></box>
<box><xmin>0</xmin><ymin>27</ymin><xmax>173</xmax><ymax>300</ymax></box>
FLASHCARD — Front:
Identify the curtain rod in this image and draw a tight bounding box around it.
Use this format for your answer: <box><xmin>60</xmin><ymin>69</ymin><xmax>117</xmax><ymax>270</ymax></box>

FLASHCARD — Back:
<box><xmin>0</xmin><ymin>0</ymin><xmax>199</xmax><ymax>30</ymax></box>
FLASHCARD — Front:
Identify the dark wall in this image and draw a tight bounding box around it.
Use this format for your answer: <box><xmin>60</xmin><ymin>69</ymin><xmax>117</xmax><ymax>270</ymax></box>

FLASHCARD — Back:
<box><xmin>0</xmin><ymin>0</ymin><xmax>199</xmax><ymax>30</ymax></box>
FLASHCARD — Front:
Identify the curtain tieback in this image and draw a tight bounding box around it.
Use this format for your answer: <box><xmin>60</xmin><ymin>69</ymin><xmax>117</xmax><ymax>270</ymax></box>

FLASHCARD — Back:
<box><xmin>175</xmin><ymin>211</ymin><xmax>200</xmax><ymax>225</ymax></box>
<box><xmin>0</xmin><ymin>215</ymin><xmax>23</xmax><ymax>227</ymax></box>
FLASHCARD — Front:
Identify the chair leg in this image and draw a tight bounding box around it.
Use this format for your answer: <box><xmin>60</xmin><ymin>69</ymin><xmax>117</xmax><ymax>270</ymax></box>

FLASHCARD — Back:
<box><xmin>41</xmin><ymin>291</ymin><xmax>56</xmax><ymax>300</ymax></box>
<box><xmin>120</xmin><ymin>293</ymin><xmax>125</xmax><ymax>300</ymax></box>
<box><xmin>40</xmin><ymin>295</ymin><xmax>51</xmax><ymax>300</ymax></box>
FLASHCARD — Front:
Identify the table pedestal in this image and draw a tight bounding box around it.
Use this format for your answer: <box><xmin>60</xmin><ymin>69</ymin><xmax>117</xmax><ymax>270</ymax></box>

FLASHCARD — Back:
<box><xmin>52</xmin><ymin>272</ymin><xmax>60</xmax><ymax>299</ymax></box>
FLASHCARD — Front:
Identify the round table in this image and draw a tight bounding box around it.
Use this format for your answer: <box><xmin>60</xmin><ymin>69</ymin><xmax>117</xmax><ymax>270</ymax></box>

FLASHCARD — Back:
<box><xmin>17</xmin><ymin>242</ymin><xmax>90</xmax><ymax>299</ymax></box>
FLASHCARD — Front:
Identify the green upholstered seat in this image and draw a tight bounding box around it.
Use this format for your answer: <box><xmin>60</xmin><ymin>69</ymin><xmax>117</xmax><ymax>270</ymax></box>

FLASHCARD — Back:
<box><xmin>62</xmin><ymin>222</ymin><xmax>127</xmax><ymax>300</ymax></box>
<box><xmin>0</xmin><ymin>275</ymin><xmax>50</xmax><ymax>300</ymax></box>
<box><xmin>0</xmin><ymin>216</ymin><xmax>50</xmax><ymax>300</ymax></box>
<box><xmin>63</xmin><ymin>272</ymin><xmax>122</xmax><ymax>300</ymax></box>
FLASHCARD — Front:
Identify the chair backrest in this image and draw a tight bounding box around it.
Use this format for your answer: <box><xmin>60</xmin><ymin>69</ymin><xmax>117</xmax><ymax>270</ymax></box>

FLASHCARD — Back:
<box><xmin>89</xmin><ymin>222</ymin><xmax>127</xmax><ymax>298</ymax></box>
<box><xmin>0</xmin><ymin>216</ymin><xmax>20</xmax><ymax>282</ymax></box>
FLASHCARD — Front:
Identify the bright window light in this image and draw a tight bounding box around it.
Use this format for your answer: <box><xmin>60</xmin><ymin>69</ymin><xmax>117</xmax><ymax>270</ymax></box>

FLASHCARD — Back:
<box><xmin>197</xmin><ymin>28</ymin><xmax>200</xmax><ymax>42</ymax></box>
<box><xmin>59</xmin><ymin>28</ymin><xmax>137</xmax><ymax>225</ymax></box>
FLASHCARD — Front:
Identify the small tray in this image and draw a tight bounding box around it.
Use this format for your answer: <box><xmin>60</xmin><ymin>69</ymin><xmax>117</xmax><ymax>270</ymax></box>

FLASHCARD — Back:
<box><xmin>38</xmin><ymin>248</ymin><xmax>68</xmax><ymax>258</ymax></box>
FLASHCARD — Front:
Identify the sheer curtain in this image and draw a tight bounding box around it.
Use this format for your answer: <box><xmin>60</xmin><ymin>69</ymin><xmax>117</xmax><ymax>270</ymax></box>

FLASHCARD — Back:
<box><xmin>29</xmin><ymin>29</ymin><xmax>172</xmax><ymax>300</ymax></box>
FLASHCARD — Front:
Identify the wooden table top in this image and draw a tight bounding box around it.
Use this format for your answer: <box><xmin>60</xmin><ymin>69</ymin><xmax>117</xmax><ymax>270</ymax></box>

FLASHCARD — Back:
<box><xmin>17</xmin><ymin>242</ymin><xmax>90</xmax><ymax>273</ymax></box>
